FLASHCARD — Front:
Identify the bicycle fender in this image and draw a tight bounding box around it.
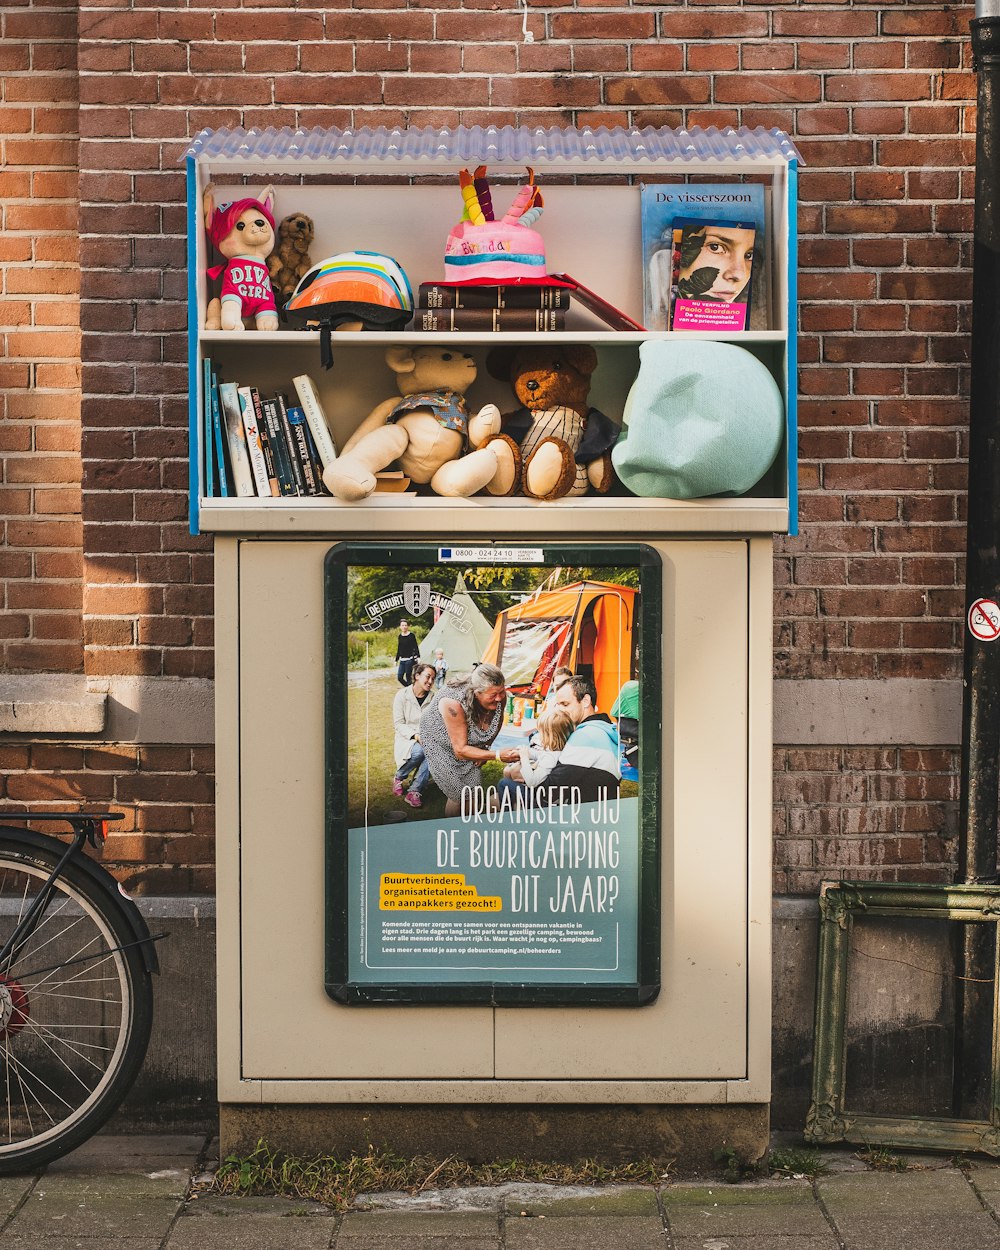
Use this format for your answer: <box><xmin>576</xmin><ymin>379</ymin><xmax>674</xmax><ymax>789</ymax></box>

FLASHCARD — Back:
<box><xmin>0</xmin><ymin>824</ymin><xmax>161</xmax><ymax>975</ymax></box>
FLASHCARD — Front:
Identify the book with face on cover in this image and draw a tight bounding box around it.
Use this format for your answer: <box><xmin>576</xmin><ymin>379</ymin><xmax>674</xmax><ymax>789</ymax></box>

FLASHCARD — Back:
<box><xmin>640</xmin><ymin>182</ymin><xmax>767</xmax><ymax>331</ymax></box>
<box><xmin>666</xmin><ymin>217</ymin><xmax>756</xmax><ymax>332</ymax></box>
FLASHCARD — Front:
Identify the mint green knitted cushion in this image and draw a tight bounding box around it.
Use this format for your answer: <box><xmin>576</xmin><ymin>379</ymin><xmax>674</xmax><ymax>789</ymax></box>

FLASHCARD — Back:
<box><xmin>612</xmin><ymin>340</ymin><xmax>784</xmax><ymax>499</ymax></box>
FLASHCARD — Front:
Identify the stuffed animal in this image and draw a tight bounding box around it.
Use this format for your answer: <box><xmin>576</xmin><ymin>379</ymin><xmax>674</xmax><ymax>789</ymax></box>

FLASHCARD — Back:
<box><xmin>324</xmin><ymin>345</ymin><xmax>519</xmax><ymax>501</ymax></box>
<box><xmin>483</xmin><ymin>344</ymin><xmax>618</xmax><ymax>500</ymax></box>
<box><xmin>203</xmin><ymin>184</ymin><xmax>279</xmax><ymax>331</ymax></box>
<box><xmin>267</xmin><ymin>211</ymin><xmax>315</xmax><ymax>309</ymax></box>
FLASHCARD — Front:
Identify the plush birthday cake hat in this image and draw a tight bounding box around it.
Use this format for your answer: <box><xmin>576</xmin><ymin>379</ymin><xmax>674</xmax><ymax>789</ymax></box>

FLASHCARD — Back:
<box><xmin>444</xmin><ymin>166</ymin><xmax>547</xmax><ymax>283</ymax></box>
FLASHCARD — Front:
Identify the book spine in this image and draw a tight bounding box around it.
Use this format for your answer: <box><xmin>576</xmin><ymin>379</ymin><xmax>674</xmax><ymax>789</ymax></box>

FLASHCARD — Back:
<box><xmin>411</xmin><ymin>307</ymin><xmax>566</xmax><ymax>332</ymax></box>
<box><xmin>269</xmin><ymin>395</ymin><xmax>304</xmax><ymax>495</ymax></box>
<box><xmin>300</xmin><ymin>416</ymin><xmax>331</xmax><ymax>494</ymax></box>
<box><xmin>250</xmin><ymin>390</ymin><xmax>280</xmax><ymax>497</ymax></box>
<box><xmin>418</xmin><ymin>283</ymin><xmax>570</xmax><ymax>310</ymax></box>
<box><xmin>202</xmin><ymin>358</ymin><xmax>215</xmax><ymax>499</ymax></box>
<box><xmin>209</xmin><ymin>365</ymin><xmax>229</xmax><ymax>497</ymax></box>
<box><xmin>284</xmin><ymin>402</ymin><xmax>320</xmax><ymax>494</ymax></box>
<box><xmin>237</xmin><ymin>386</ymin><xmax>272</xmax><ymax>498</ymax></box>
<box><xmin>219</xmin><ymin>383</ymin><xmax>256</xmax><ymax>497</ymax></box>
<box><xmin>291</xmin><ymin>374</ymin><xmax>338</xmax><ymax>470</ymax></box>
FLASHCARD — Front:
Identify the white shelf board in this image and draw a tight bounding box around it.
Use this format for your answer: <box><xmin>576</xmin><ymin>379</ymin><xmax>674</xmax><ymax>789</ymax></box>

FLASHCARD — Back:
<box><xmin>200</xmin><ymin>329</ymin><xmax>788</xmax><ymax>347</ymax></box>
<box><xmin>198</xmin><ymin>494</ymin><xmax>789</xmax><ymax>536</ymax></box>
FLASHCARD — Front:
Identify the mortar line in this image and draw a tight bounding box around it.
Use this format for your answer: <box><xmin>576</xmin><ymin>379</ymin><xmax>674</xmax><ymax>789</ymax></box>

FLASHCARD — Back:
<box><xmin>158</xmin><ymin>1132</ymin><xmax>214</xmax><ymax>1250</ymax></box>
<box><xmin>0</xmin><ymin>1171</ymin><xmax>40</xmax><ymax>1239</ymax></box>
<box><xmin>962</xmin><ymin>1165</ymin><xmax>1000</xmax><ymax>1229</ymax></box>
<box><xmin>498</xmin><ymin>1190</ymin><xmax>507</xmax><ymax>1250</ymax></box>
<box><xmin>812</xmin><ymin>1177</ymin><xmax>847</xmax><ymax>1250</ymax></box>
<box><xmin>655</xmin><ymin>1183</ymin><xmax>678</xmax><ymax>1249</ymax></box>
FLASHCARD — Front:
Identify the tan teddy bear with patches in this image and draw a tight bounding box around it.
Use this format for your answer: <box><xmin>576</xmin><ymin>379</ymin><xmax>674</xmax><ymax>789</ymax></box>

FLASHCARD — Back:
<box><xmin>324</xmin><ymin>345</ymin><xmax>518</xmax><ymax>501</ymax></box>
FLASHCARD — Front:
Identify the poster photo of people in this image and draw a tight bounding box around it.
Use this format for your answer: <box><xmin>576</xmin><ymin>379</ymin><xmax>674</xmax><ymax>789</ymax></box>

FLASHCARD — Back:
<box><xmin>324</xmin><ymin>543</ymin><xmax>661</xmax><ymax>1006</ymax></box>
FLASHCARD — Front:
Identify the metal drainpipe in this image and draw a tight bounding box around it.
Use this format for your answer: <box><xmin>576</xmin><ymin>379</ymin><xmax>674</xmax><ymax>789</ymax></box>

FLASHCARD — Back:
<box><xmin>953</xmin><ymin>3</ymin><xmax>1000</xmax><ymax>1120</ymax></box>
<box><xmin>961</xmin><ymin>7</ymin><xmax>1000</xmax><ymax>887</ymax></box>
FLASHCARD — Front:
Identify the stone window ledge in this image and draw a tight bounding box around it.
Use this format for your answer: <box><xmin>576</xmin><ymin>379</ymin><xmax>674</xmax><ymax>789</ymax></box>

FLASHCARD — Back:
<box><xmin>0</xmin><ymin>675</ymin><xmax>108</xmax><ymax>735</ymax></box>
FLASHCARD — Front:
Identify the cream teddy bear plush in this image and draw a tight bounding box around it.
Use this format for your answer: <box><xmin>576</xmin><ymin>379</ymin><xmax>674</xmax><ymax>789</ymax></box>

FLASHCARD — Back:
<box><xmin>324</xmin><ymin>346</ymin><xmax>518</xmax><ymax>501</ymax></box>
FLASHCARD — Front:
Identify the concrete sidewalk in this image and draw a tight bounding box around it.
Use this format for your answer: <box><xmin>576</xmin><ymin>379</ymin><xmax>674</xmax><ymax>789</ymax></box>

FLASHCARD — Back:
<box><xmin>5</xmin><ymin>1136</ymin><xmax>1000</xmax><ymax>1248</ymax></box>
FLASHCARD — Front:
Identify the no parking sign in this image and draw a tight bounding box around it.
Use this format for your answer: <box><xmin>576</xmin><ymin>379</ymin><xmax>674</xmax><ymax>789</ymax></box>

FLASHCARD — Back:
<box><xmin>968</xmin><ymin>597</ymin><xmax>1000</xmax><ymax>643</ymax></box>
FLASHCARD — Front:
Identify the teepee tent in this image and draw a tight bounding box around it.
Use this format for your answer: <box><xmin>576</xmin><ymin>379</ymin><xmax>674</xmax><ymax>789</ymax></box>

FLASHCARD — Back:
<box><xmin>418</xmin><ymin>573</ymin><xmax>495</xmax><ymax>674</ymax></box>
<box><xmin>481</xmin><ymin>580</ymin><xmax>637</xmax><ymax>714</ymax></box>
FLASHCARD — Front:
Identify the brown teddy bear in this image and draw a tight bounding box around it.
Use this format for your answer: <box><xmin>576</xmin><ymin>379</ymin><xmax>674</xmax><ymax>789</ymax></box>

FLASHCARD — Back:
<box><xmin>483</xmin><ymin>344</ymin><xmax>618</xmax><ymax>500</ymax></box>
<box><xmin>267</xmin><ymin>211</ymin><xmax>315</xmax><ymax>308</ymax></box>
<box><xmin>324</xmin><ymin>345</ymin><xmax>518</xmax><ymax>501</ymax></box>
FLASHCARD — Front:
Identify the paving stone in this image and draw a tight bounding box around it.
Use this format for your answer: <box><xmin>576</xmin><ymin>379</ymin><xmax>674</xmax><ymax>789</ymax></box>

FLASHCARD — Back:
<box><xmin>339</xmin><ymin>1209</ymin><xmax>498</xmax><ymax>1237</ymax></box>
<box><xmin>11</xmin><ymin>1192</ymin><xmax>181</xmax><ymax>1240</ymax></box>
<box><xmin>167</xmin><ymin>1211</ymin><xmax>336</xmax><ymax>1250</ymax></box>
<box><xmin>2</xmin><ymin>1240</ymin><xmax>163</xmax><ymax>1250</ymax></box>
<box><xmin>663</xmin><ymin>1183</ymin><xmax>830</xmax><ymax>1239</ymax></box>
<box><xmin>673</xmin><ymin>1239</ymin><xmax>839</xmax><ymax>1250</ymax></box>
<box><xmin>337</xmin><ymin>1241</ymin><xmax>497</xmax><ymax>1250</ymax></box>
<box><xmin>504</xmin><ymin>1187</ymin><xmax>659</xmax><ymax>1217</ymax></box>
<box><xmin>831</xmin><ymin>1215</ymin><xmax>1000</xmax><ymax>1250</ymax></box>
<box><xmin>505</xmin><ymin>1213</ymin><xmax>665</xmax><ymax>1248</ymax></box>
<box><xmin>183</xmin><ymin>1194</ymin><xmax>332</xmax><ymax>1217</ymax></box>
<box><xmin>34</xmin><ymin>1169</ymin><xmax>190</xmax><ymax>1199</ymax></box>
<box><xmin>817</xmin><ymin>1168</ymin><xmax>983</xmax><ymax>1218</ymax></box>
<box><xmin>819</xmin><ymin>1169</ymin><xmax>1000</xmax><ymax>1250</ymax></box>
<box><xmin>44</xmin><ymin>1134</ymin><xmax>204</xmax><ymax>1176</ymax></box>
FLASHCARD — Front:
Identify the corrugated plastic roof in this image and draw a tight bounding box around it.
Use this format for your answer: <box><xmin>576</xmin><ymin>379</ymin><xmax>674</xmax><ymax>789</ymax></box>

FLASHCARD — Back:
<box><xmin>184</xmin><ymin>124</ymin><xmax>802</xmax><ymax>166</ymax></box>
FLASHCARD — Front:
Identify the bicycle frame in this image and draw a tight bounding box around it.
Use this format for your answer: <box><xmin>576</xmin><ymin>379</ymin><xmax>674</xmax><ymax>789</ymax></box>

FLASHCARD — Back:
<box><xmin>0</xmin><ymin>813</ymin><xmax>162</xmax><ymax>975</ymax></box>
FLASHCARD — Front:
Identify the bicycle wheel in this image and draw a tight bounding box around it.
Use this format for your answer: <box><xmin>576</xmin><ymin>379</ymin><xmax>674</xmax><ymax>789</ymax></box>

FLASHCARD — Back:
<box><xmin>0</xmin><ymin>836</ymin><xmax>153</xmax><ymax>1172</ymax></box>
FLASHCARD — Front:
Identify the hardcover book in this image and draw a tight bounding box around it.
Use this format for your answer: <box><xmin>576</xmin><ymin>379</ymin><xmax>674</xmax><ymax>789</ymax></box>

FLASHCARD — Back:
<box><xmin>640</xmin><ymin>182</ymin><xmax>767</xmax><ymax>331</ymax></box>
<box><xmin>261</xmin><ymin>395</ymin><xmax>298</xmax><ymax>496</ymax></box>
<box><xmin>411</xmin><ymin>307</ymin><xmax>565</xmax><ymax>332</ymax></box>
<box><xmin>292</xmin><ymin>374</ymin><xmax>339</xmax><ymax>470</ymax></box>
<box><xmin>418</xmin><ymin>282</ymin><xmax>571</xmax><ymax>311</ymax></box>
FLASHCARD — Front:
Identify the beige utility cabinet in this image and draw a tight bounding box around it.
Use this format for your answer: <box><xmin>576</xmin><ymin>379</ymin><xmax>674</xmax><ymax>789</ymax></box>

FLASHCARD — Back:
<box><xmin>187</xmin><ymin>125</ymin><xmax>799</xmax><ymax>1150</ymax></box>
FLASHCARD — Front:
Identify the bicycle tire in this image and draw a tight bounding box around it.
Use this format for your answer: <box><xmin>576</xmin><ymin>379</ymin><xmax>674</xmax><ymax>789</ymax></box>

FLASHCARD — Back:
<box><xmin>0</xmin><ymin>834</ymin><xmax>153</xmax><ymax>1173</ymax></box>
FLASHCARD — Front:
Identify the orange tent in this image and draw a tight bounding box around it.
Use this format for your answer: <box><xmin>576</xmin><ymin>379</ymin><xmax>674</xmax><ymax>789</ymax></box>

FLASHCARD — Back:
<box><xmin>480</xmin><ymin>580</ymin><xmax>637</xmax><ymax>714</ymax></box>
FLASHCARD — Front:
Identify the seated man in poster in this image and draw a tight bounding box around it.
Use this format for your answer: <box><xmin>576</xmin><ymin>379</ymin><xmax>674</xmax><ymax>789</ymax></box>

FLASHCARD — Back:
<box><xmin>537</xmin><ymin>675</ymin><xmax>621</xmax><ymax>804</ymax></box>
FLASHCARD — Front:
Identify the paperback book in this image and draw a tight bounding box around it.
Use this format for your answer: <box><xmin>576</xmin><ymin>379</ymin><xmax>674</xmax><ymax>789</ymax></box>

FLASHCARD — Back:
<box><xmin>665</xmin><ymin>216</ymin><xmax>756</xmax><ymax>332</ymax></box>
<box><xmin>640</xmin><ymin>182</ymin><xmax>767</xmax><ymax>331</ymax></box>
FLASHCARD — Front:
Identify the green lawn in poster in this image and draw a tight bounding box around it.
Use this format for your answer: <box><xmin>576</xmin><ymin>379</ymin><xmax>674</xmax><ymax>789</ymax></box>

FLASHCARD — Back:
<box><xmin>325</xmin><ymin>542</ymin><xmax>661</xmax><ymax>1006</ymax></box>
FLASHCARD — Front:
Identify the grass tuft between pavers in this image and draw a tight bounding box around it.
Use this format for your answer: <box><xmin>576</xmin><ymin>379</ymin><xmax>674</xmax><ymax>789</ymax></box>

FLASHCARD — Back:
<box><xmin>214</xmin><ymin>1140</ymin><xmax>663</xmax><ymax>1212</ymax></box>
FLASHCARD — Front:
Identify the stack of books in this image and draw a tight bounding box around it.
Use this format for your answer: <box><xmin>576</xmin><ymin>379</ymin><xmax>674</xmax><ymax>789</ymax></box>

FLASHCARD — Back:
<box><xmin>203</xmin><ymin>365</ymin><xmax>339</xmax><ymax>499</ymax></box>
<box><xmin>410</xmin><ymin>282</ymin><xmax>569</xmax><ymax>332</ymax></box>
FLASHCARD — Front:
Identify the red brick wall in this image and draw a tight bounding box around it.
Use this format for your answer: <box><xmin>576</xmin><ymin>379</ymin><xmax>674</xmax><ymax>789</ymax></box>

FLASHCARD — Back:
<box><xmin>1</xmin><ymin>0</ymin><xmax>83</xmax><ymax>674</ymax></box>
<box><xmin>1</xmin><ymin>2</ymin><xmax>981</xmax><ymax>889</ymax></box>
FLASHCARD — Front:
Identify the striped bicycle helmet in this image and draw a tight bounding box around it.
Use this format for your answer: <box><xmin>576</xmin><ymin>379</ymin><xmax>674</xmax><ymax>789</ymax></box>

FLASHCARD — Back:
<box><xmin>285</xmin><ymin>252</ymin><xmax>414</xmax><ymax>365</ymax></box>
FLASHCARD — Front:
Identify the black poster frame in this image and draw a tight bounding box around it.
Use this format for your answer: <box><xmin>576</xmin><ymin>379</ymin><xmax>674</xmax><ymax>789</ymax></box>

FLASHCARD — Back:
<box><xmin>324</xmin><ymin>541</ymin><xmax>661</xmax><ymax>1007</ymax></box>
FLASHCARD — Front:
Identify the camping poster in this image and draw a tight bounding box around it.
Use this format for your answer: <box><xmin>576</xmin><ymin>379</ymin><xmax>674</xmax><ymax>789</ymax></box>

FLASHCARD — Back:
<box><xmin>324</xmin><ymin>543</ymin><xmax>661</xmax><ymax>1006</ymax></box>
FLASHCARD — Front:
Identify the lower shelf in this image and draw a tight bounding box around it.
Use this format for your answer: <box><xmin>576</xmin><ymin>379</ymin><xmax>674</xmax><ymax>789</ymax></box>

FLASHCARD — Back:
<box><xmin>198</xmin><ymin>494</ymin><xmax>789</xmax><ymax>535</ymax></box>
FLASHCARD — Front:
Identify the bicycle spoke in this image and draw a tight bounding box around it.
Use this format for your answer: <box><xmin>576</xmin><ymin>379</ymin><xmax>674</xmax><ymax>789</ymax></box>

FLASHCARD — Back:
<box><xmin>17</xmin><ymin>1019</ymin><xmax>97</xmax><ymax>1087</ymax></box>
<box><xmin>21</xmin><ymin>1020</ymin><xmax>113</xmax><ymax>1054</ymax></box>
<box><xmin>4</xmin><ymin>1045</ymin><xmax>77</xmax><ymax>1116</ymax></box>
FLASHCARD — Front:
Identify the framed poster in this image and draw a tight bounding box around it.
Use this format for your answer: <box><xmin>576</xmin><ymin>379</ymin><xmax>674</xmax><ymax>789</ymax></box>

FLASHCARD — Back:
<box><xmin>324</xmin><ymin>542</ymin><xmax>661</xmax><ymax>1006</ymax></box>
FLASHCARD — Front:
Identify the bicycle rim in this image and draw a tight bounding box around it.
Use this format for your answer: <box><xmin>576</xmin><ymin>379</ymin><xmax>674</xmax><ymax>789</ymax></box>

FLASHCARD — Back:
<box><xmin>0</xmin><ymin>848</ymin><xmax>150</xmax><ymax>1169</ymax></box>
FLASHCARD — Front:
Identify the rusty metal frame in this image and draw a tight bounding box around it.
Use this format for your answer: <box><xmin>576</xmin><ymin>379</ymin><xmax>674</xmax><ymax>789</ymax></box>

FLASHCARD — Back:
<box><xmin>806</xmin><ymin>881</ymin><xmax>1000</xmax><ymax>1156</ymax></box>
